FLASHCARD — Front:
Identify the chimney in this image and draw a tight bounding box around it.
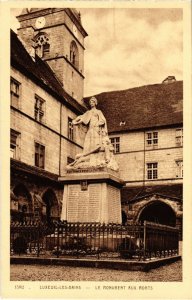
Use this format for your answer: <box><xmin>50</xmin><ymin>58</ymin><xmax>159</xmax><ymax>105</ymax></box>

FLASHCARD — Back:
<box><xmin>162</xmin><ymin>76</ymin><xmax>176</xmax><ymax>84</ymax></box>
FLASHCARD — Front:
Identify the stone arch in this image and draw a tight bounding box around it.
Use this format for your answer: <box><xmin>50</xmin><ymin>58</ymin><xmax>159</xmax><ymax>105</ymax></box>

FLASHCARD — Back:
<box><xmin>42</xmin><ymin>189</ymin><xmax>59</xmax><ymax>222</ymax></box>
<box><xmin>13</xmin><ymin>184</ymin><xmax>33</xmax><ymax>220</ymax></box>
<box><xmin>136</xmin><ymin>199</ymin><xmax>176</xmax><ymax>227</ymax></box>
<box><xmin>34</xmin><ymin>32</ymin><xmax>50</xmax><ymax>58</ymax></box>
<box><xmin>70</xmin><ymin>40</ymin><xmax>79</xmax><ymax>69</ymax></box>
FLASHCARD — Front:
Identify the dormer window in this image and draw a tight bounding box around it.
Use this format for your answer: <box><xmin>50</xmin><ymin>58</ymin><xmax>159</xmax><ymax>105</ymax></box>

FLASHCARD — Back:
<box><xmin>34</xmin><ymin>32</ymin><xmax>50</xmax><ymax>58</ymax></box>
<box><xmin>70</xmin><ymin>41</ymin><xmax>79</xmax><ymax>69</ymax></box>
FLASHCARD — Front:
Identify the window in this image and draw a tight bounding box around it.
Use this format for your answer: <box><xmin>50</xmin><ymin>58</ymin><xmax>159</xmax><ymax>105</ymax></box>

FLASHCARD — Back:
<box><xmin>175</xmin><ymin>129</ymin><xmax>183</xmax><ymax>146</ymax></box>
<box><xmin>10</xmin><ymin>77</ymin><xmax>20</xmax><ymax>107</ymax></box>
<box><xmin>34</xmin><ymin>95</ymin><xmax>45</xmax><ymax>123</ymax></box>
<box><xmin>68</xmin><ymin>117</ymin><xmax>74</xmax><ymax>140</ymax></box>
<box><xmin>176</xmin><ymin>160</ymin><xmax>183</xmax><ymax>178</ymax></box>
<box><xmin>70</xmin><ymin>41</ymin><xmax>79</xmax><ymax>69</ymax></box>
<box><xmin>146</xmin><ymin>132</ymin><xmax>158</xmax><ymax>146</ymax></box>
<box><xmin>147</xmin><ymin>163</ymin><xmax>158</xmax><ymax>180</ymax></box>
<box><xmin>34</xmin><ymin>33</ymin><xmax>50</xmax><ymax>58</ymax></box>
<box><xmin>35</xmin><ymin>143</ymin><xmax>45</xmax><ymax>168</ymax></box>
<box><xmin>110</xmin><ymin>137</ymin><xmax>120</xmax><ymax>153</ymax></box>
<box><xmin>42</xmin><ymin>43</ymin><xmax>50</xmax><ymax>55</ymax></box>
<box><xmin>10</xmin><ymin>129</ymin><xmax>20</xmax><ymax>159</ymax></box>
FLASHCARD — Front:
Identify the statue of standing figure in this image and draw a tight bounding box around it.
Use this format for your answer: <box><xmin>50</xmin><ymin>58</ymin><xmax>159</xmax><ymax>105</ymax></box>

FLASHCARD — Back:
<box><xmin>66</xmin><ymin>97</ymin><xmax>119</xmax><ymax>171</ymax></box>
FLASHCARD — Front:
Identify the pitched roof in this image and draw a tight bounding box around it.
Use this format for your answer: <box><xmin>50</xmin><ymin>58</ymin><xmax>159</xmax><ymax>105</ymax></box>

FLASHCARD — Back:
<box><xmin>84</xmin><ymin>81</ymin><xmax>183</xmax><ymax>133</ymax></box>
<box><xmin>121</xmin><ymin>184</ymin><xmax>183</xmax><ymax>204</ymax></box>
<box><xmin>11</xmin><ymin>29</ymin><xmax>86</xmax><ymax>114</ymax></box>
<box><xmin>11</xmin><ymin>158</ymin><xmax>59</xmax><ymax>182</ymax></box>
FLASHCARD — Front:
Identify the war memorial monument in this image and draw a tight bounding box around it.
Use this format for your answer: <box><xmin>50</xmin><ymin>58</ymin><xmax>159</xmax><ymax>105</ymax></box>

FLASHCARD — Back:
<box><xmin>59</xmin><ymin>96</ymin><xmax>124</xmax><ymax>224</ymax></box>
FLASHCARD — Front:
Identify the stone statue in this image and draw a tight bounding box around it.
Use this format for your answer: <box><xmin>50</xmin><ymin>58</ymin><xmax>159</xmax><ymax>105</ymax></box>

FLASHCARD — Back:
<box><xmin>66</xmin><ymin>97</ymin><xmax>119</xmax><ymax>171</ymax></box>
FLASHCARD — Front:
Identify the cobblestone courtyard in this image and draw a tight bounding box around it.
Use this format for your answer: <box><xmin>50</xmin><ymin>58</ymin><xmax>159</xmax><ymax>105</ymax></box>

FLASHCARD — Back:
<box><xmin>10</xmin><ymin>260</ymin><xmax>182</xmax><ymax>281</ymax></box>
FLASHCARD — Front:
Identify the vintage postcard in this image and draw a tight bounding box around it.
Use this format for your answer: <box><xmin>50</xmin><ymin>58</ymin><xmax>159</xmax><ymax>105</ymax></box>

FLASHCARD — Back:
<box><xmin>0</xmin><ymin>0</ymin><xmax>192</xmax><ymax>299</ymax></box>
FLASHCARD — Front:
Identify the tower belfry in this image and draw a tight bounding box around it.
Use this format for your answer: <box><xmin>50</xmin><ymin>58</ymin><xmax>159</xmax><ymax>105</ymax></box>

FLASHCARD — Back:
<box><xmin>17</xmin><ymin>8</ymin><xmax>88</xmax><ymax>103</ymax></box>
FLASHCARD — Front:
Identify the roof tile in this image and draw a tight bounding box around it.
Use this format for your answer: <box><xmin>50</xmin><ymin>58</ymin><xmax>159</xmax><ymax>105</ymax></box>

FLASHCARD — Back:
<box><xmin>121</xmin><ymin>184</ymin><xmax>183</xmax><ymax>203</ymax></box>
<box><xmin>11</xmin><ymin>159</ymin><xmax>59</xmax><ymax>181</ymax></box>
<box><xmin>84</xmin><ymin>81</ymin><xmax>183</xmax><ymax>133</ymax></box>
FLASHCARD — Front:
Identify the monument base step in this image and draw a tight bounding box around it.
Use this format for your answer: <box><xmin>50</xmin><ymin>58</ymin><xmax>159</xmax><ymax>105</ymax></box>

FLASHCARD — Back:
<box><xmin>10</xmin><ymin>255</ymin><xmax>181</xmax><ymax>272</ymax></box>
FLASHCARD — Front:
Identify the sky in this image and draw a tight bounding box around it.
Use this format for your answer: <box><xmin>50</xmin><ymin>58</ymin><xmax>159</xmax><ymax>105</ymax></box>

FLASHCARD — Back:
<box><xmin>11</xmin><ymin>8</ymin><xmax>183</xmax><ymax>97</ymax></box>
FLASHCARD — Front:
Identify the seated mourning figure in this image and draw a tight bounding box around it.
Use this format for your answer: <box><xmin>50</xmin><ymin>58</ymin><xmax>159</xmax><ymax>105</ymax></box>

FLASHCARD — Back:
<box><xmin>66</xmin><ymin>97</ymin><xmax>119</xmax><ymax>171</ymax></box>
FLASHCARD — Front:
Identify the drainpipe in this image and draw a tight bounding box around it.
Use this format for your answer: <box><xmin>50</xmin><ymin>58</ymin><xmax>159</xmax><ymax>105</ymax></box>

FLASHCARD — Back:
<box><xmin>143</xmin><ymin>220</ymin><xmax>147</xmax><ymax>260</ymax></box>
<box><xmin>59</xmin><ymin>103</ymin><xmax>62</xmax><ymax>176</ymax></box>
<box><xmin>143</xmin><ymin>131</ymin><xmax>146</xmax><ymax>187</ymax></box>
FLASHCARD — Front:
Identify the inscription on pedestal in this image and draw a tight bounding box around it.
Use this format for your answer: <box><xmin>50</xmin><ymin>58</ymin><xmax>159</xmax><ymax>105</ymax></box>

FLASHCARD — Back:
<box><xmin>68</xmin><ymin>186</ymin><xmax>79</xmax><ymax>222</ymax></box>
<box><xmin>108</xmin><ymin>185</ymin><xmax>121</xmax><ymax>223</ymax></box>
<box><xmin>78</xmin><ymin>190</ymin><xmax>89</xmax><ymax>222</ymax></box>
<box><xmin>62</xmin><ymin>172</ymin><xmax>123</xmax><ymax>224</ymax></box>
<box><xmin>67</xmin><ymin>184</ymin><xmax>101</xmax><ymax>222</ymax></box>
<box><xmin>88</xmin><ymin>184</ymin><xmax>101</xmax><ymax>222</ymax></box>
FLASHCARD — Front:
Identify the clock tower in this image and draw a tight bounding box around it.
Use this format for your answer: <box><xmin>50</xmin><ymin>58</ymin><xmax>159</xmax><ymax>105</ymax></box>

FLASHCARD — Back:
<box><xmin>17</xmin><ymin>8</ymin><xmax>88</xmax><ymax>103</ymax></box>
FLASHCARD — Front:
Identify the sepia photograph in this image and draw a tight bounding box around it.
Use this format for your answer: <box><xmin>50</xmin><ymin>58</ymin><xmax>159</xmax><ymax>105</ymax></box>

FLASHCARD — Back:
<box><xmin>1</xmin><ymin>1</ymin><xmax>192</xmax><ymax>299</ymax></box>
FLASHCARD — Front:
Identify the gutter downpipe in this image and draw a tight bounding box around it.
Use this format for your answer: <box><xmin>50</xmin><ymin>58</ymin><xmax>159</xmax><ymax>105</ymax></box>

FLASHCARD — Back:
<box><xmin>143</xmin><ymin>131</ymin><xmax>146</xmax><ymax>188</ymax></box>
<box><xmin>59</xmin><ymin>103</ymin><xmax>62</xmax><ymax>176</ymax></box>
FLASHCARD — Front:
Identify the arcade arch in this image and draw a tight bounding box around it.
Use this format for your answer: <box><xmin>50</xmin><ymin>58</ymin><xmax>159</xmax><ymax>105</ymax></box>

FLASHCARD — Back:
<box><xmin>122</xmin><ymin>210</ymin><xmax>127</xmax><ymax>225</ymax></box>
<box><xmin>137</xmin><ymin>200</ymin><xmax>176</xmax><ymax>227</ymax></box>
<box><xmin>42</xmin><ymin>189</ymin><xmax>59</xmax><ymax>222</ymax></box>
<box><xmin>12</xmin><ymin>184</ymin><xmax>33</xmax><ymax>220</ymax></box>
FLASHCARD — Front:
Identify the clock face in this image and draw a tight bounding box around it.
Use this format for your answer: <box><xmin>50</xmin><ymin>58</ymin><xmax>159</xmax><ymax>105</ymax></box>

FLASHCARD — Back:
<box><xmin>35</xmin><ymin>17</ymin><xmax>46</xmax><ymax>29</ymax></box>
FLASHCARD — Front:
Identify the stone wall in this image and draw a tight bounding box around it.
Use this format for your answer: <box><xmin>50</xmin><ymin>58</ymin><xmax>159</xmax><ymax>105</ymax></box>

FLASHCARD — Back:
<box><xmin>109</xmin><ymin>127</ymin><xmax>183</xmax><ymax>186</ymax></box>
<box><xmin>11</xmin><ymin>67</ymin><xmax>84</xmax><ymax>175</ymax></box>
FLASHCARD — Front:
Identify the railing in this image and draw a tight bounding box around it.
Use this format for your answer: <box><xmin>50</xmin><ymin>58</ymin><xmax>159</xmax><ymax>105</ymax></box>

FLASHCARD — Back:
<box><xmin>10</xmin><ymin>220</ymin><xmax>179</xmax><ymax>260</ymax></box>
<box><xmin>143</xmin><ymin>221</ymin><xmax>179</xmax><ymax>259</ymax></box>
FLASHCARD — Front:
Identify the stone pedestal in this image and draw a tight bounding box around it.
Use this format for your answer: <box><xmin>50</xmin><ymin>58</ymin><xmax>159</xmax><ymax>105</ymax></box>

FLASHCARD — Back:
<box><xmin>59</xmin><ymin>169</ymin><xmax>124</xmax><ymax>224</ymax></box>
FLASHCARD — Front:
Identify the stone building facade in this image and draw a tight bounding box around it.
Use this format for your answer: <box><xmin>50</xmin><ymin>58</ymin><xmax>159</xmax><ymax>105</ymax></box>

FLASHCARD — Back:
<box><xmin>109</xmin><ymin>127</ymin><xmax>183</xmax><ymax>186</ymax></box>
<box><xmin>10</xmin><ymin>8</ymin><xmax>183</xmax><ymax>237</ymax></box>
<box><xmin>10</xmin><ymin>8</ymin><xmax>87</xmax><ymax>223</ymax></box>
<box><xmin>85</xmin><ymin>80</ymin><xmax>183</xmax><ymax>236</ymax></box>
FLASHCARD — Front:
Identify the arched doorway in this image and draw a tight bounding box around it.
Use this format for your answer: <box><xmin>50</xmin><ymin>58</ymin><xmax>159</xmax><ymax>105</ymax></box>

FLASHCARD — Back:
<box><xmin>13</xmin><ymin>184</ymin><xmax>33</xmax><ymax>221</ymax></box>
<box><xmin>42</xmin><ymin>189</ymin><xmax>59</xmax><ymax>223</ymax></box>
<box><xmin>138</xmin><ymin>200</ymin><xmax>176</xmax><ymax>227</ymax></box>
